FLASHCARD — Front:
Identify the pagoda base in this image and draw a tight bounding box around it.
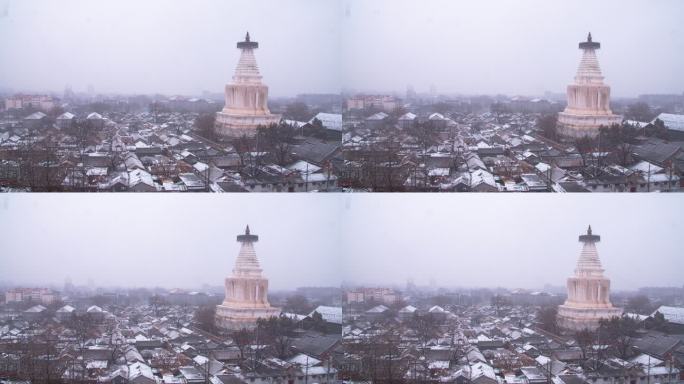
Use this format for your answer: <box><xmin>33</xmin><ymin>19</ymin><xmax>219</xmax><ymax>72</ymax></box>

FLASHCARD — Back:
<box><xmin>557</xmin><ymin>112</ymin><xmax>622</xmax><ymax>139</ymax></box>
<box><xmin>215</xmin><ymin>304</ymin><xmax>280</xmax><ymax>331</ymax></box>
<box><xmin>557</xmin><ymin>304</ymin><xmax>622</xmax><ymax>331</ymax></box>
<box><xmin>214</xmin><ymin>111</ymin><xmax>281</xmax><ymax>138</ymax></box>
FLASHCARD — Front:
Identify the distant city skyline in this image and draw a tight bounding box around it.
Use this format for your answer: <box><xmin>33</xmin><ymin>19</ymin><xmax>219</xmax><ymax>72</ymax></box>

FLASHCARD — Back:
<box><xmin>1</xmin><ymin>0</ymin><xmax>683</xmax><ymax>97</ymax></box>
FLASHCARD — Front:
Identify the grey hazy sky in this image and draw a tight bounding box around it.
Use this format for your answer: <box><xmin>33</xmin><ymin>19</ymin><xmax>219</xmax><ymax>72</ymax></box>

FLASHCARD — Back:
<box><xmin>1</xmin><ymin>194</ymin><xmax>681</xmax><ymax>291</ymax></box>
<box><xmin>0</xmin><ymin>0</ymin><xmax>343</xmax><ymax>96</ymax></box>
<box><xmin>0</xmin><ymin>194</ymin><xmax>344</xmax><ymax>290</ymax></box>
<box><xmin>1</xmin><ymin>0</ymin><xmax>683</xmax><ymax>97</ymax></box>
<box><xmin>339</xmin><ymin>194</ymin><xmax>683</xmax><ymax>290</ymax></box>
<box><xmin>340</xmin><ymin>0</ymin><xmax>684</xmax><ymax>97</ymax></box>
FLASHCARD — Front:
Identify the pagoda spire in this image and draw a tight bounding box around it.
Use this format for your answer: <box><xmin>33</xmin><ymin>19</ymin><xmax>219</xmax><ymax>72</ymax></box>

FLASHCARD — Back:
<box><xmin>233</xmin><ymin>225</ymin><xmax>262</xmax><ymax>276</ymax></box>
<box><xmin>233</xmin><ymin>32</ymin><xmax>262</xmax><ymax>83</ymax></box>
<box><xmin>575</xmin><ymin>33</ymin><xmax>604</xmax><ymax>84</ymax></box>
<box><xmin>575</xmin><ymin>225</ymin><xmax>604</xmax><ymax>277</ymax></box>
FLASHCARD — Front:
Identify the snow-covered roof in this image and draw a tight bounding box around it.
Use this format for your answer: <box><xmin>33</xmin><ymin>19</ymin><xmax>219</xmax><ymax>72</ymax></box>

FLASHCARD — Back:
<box><xmin>469</xmin><ymin>361</ymin><xmax>496</xmax><ymax>381</ymax></box>
<box><xmin>193</xmin><ymin>161</ymin><xmax>209</xmax><ymax>172</ymax></box>
<box><xmin>87</xmin><ymin>167</ymin><xmax>108</xmax><ymax>177</ymax></box>
<box><xmin>284</xmin><ymin>119</ymin><xmax>307</xmax><ymax>128</ymax></box>
<box><xmin>470</xmin><ymin>169</ymin><xmax>497</xmax><ymax>189</ymax></box>
<box><xmin>428</xmin><ymin>168</ymin><xmax>450</xmax><ymax>177</ymax></box>
<box><xmin>25</xmin><ymin>305</ymin><xmax>47</xmax><ymax>313</ymax></box>
<box><xmin>87</xmin><ymin>112</ymin><xmax>103</xmax><ymax>120</ymax></box>
<box><xmin>653</xmin><ymin>113</ymin><xmax>684</xmax><ymax>132</ymax></box>
<box><xmin>429</xmin><ymin>361</ymin><xmax>450</xmax><ymax>370</ymax></box>
<box><xmin>287</xmin><ymin>160</ymin><xmax>321</xmax><ymax>174</ymax></box>
<box><xmin>625</xmin><ymin>120</ymin><xmax>649</xmax><ymax>128</ymax></box>
<box><xmin>128</xmin><ymin>169</ymin><xmax>155</xmax><ymax>189</ymax></box>
<box><xmin>57</xmin><ymin>112</ymin><xmax>75</xmax><ymax>120</ymax></box>
<box><xmin>630</xmin><ymin>160</ymin><xmax>663</xmax><ymax>175</ymax></box>
<box><xmin>86</xmin><ymin>360</ymin><xmax>108</xmax><ymax>369</ymax></box>
<box><xmin>308</xmin><ymin>305</ymin><xmax>342</xmax><ymax>324</ymax></box>
<box><xmin>87</xmin><ymin>305</ymin><xmax>103</xmax><ymax>313</ymax></box>
<box><xmin>535</xmin><ymin>355</ymin><xmax>551</xmax><ymax>366</ymax></box>
<box><xmin>310</xmin><ymin>112</ymin><xmax>343</xmax><ymax>131</ymax></box>
<box><xmin>535</xmin><ymin>162</ymin><xmax>551</xmax><ymax>173</ymax></box>
<box><xmin>366</xmin><ymin>305</ymin><xmax>389</xmax><ymax>313</ymax></box>
<box><xmin>282</xmin><ymin>312</ymin><xmax>307</xmax><ymax>321</ymax></box>
<box><xmin>624</xmin><ymin>312</ymin><xmax>648</xmax><ymax>322</ymax></box>
<box><xmin>651</xmin><ymin>305</ymin><xmax>684</xmax><ymax>325</ymax></box>
<box><xmin>288</xmin><ymin>353</ymin><xmax>321</xmax><ymax>367</ymax></box>
<box><xmin>399</xmin><ymin>305</ymin><xmax>417</xmax><ymax>313</ymax></box>
<box><xmin>25</xmin><ymin>111</ymin><xmax>46</xmax><ymax>120</ymax></box>
<box><xmin>124</xmin><ymin>153</ymin><xmax>144</xmax><ymax>170</ymax></box>
<box><xmin>629</xmin><ymin>353</ymin><xmax>663</xmax><ymax>367</ymax></box>
<box><xmin>366</xmin><ymin>112</ymin><xmax>389</xmax><ymax>121</ymax></box>
<box><xmin>399</xmin><ymin>112</ymin><xmax>417</xmax><ymax>121</ymax></box>
<box><xmin>57</xmin><ymin>305</ymin><xmax>76</xmax><ymax>313</ymax></box>
<box><xmin>128</xmin><ymin>361</ymin><xmax>154</xmax><ymax>381</ymax></box>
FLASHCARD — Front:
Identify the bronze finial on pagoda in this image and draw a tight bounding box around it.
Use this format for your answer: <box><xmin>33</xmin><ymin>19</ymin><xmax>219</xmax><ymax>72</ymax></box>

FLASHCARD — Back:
<box><xmin>579</xmin><ymin>32</ymin><xmax>600</xmax><ymax>50</ymax></box>
<box><xmin>579</xmin><ymin>225</ymin><xmax>601</xmax><ymax>243</ymax></box>
<box><xmin>237</xmin><ymin>225</ymin><xmax>259</xmax><ymax>242</ymax></box>
<box><xmin>237</xmin><ymin>31</ymin><xmax>259</xmax><ymax>49</ymax></box>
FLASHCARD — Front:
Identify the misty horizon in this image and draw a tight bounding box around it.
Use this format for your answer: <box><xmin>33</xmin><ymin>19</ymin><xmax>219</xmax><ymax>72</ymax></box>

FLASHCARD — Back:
<box><xmin>1</xmin><ymin>0</ymin><xmax>683</xmax><ymax>98</ymax></box>
<box><xmin>2</xmin><ymin>194</ymin><xmax>682</xmax><ymax>292</ymax></box>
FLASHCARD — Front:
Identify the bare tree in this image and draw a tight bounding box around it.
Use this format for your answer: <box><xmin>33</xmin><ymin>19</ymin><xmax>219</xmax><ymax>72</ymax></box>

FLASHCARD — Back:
<box><xmin>409</xmin><ymin>313</ymin><xmax>439</xmax><ymax>349</ymax></box>
<box><xmin>536</xmin><ymin>305</ymin><xmax>559</xmax><ymax>334</ymax></box>
<box><xmin>537</xmin><ymin>114</ymin><xmax>558</xmax><ymax>141</ymax></box>
<box><xmin>257</xmin><ymin>122</ymin><xmax>296</xmax><ymax>166</ymax></box>
<box><xmin>234</xmin><ymin>134</ymin><xmax>254</xmax><ymax>171</ymax></box>
<box><xmin>598</xmin><ymin>315</ymin><xmax>638</xmax><ymax>359</ymax></box>
<box><xmin>408</xmin><ymin>121</ymin><xmax>439</xmax><ymax>157</ymax></box>
<box><xmin>257</xmin><ymin>315</ymin><xmax>296</xmax><ymax>359</ymax></box>
<box><xmin>194</xmin><ymin>305</ymin><xmax>217</xmax><ymax>333</ymax></box>
<box><xmin>575</xmin><ymin>329</ymin><xmax>595</xmax><ymax>360</ymax></box>
<box><xmin>574</xmin><ymin>136</ymin><xmax>595</xmax><ymax>169</ymax></box>
<box><xmin>230</xmin><ymin>328</ymin><xmax>254</xmax><ymax>362</ymax></box>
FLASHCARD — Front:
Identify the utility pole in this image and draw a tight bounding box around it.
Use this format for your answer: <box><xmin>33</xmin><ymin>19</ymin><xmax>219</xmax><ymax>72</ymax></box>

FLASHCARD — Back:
<box><xmin>305</xmin><ymin>355</ymin><xmax>309</xmax><ymax>384</ymax></box>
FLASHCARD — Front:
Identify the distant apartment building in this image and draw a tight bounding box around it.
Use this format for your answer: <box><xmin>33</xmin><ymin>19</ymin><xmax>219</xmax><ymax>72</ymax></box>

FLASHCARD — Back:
<box><xmin>5</xmin><ymin>288</ymin><xmax>58</xmax><ymax>305</ymax></box>
<box><xmin>165</xmin><ymin>96</ymin><xmax>217</xmax><ymax>113</ymax></box>
<box><xmin>346</xmin><ymin>95</ymin><xmax>399</xmax><ymax>112</ymax></box>
<box><xmin>346</xmin><ymin>287</ymin><xmax>398</xmax><ymax>304</ymax></box>
<box><xmin>4</xmin><ymin>94</ymin><xmax>57</xmax><ymax>112</ymax></box>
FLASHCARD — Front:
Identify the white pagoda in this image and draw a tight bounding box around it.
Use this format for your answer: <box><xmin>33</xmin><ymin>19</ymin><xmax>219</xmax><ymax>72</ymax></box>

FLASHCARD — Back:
<box><xmin>215</xmin><ymin>225</ymin><xmax>280</xmax><ymax>330</ymax></box>
<box><xmin>214</xmin><ymin>32</ymin><xmax>280</xmax><ymax>138</ymax></box>
<box><xmin>557</xmin><ymin>33</ymin><xmax>622</xmax><ymax>139</ymax></box>
<box><xmin>557</xmin><ymin>226</ymin><xmax>622</xmax><ymax>331</ymax></box>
